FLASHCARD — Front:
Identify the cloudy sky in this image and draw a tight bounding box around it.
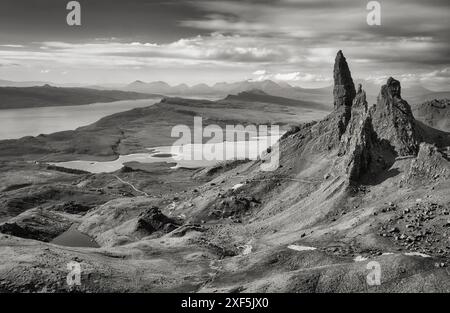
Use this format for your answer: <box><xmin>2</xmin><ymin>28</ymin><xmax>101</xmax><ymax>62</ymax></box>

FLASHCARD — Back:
<box><xmin>0</xmin><ymin>0</ymin><xmax>449</xmax><ymax>89</ymax></box>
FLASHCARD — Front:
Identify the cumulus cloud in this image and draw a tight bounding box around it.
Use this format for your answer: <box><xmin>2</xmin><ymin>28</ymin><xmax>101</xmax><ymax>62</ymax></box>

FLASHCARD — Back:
<box><xmin>252</xmin><ymin>70</ymin><xmax>267</xmax><ymax>75</ymax></box>
<box><xmin>0</xmin><ymin>44</ymin><xmax>24</xmax><ymax>48</ymax></box>
<box><xmin>5</xmin><ymin>34</ymin><xmax>287</xmax><ymax>68</ymax></box>
<box><xmin>0</xmin><ymin>0</ymin><xmax>448</xmax><ymax>88</ymax></box>
<box><xmin>180</xmin><ymin>0</ymin><xmax>450</xmax><ymax>88</ymax></box>
<box><xmin>252</xmin><ymin>70</ymin><xmax>331</xmax><ymax>84</ymax></box>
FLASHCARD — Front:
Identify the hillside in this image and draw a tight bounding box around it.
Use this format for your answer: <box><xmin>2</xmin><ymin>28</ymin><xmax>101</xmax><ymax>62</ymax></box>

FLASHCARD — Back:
<box><xmin>0</xmin><ymin>51</ymin><xmax>449</xmax><ymax>292</ymax></box>
<box><xmin>413</xmin><ymin>99</ymin><xmax>450</xmax><ymax>132</ymax></box>
<box><xmin>0</xmin><ymin>85</ymin><xmax>160</xmax><ymax>109</ymax></box>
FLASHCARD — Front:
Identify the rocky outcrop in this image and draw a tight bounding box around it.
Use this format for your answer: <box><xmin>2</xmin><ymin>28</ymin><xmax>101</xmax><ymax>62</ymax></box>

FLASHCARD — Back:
<box><xmin>333</xmin><ymin>50</ymin><xmax>356</xmax><ymax>109</ymax></box>
<box><xmin>0</xmin><ymin>208</ymin><xmax>72</xmax><ymax>242</ymax></box>
<box><xmin>338</xmin><ymin>76</ymin><xmax>422</xmax><ymax>181</ymax></box>
<box><xmin>136</xmin><ymin>206</ymin><xmax>179</xmax><ymax>234</ymax></box>
<box><xmin>338</xmin><ymin>98</ymin><xmax>398</xmax><ymax>182</ymax></box>
<box><xmin>306</xmin><ymin>51</ymin><xmax>357</xmax><ymax>152</ymax></box>
<box><xmin>413</xmin><ymin>98</ymin><xmax>450</xmax><ymax>132</ymax></box>
<box><xmin>302</xmin><ymin>54</ymin><xmax>441</xmax><ymax>184</ymax></box>
<box><xmin>371</xmin><ymin>77</ymin><xmax>420</xmax><ymax>156</ymax></box>
<box><xmin>353</xmin><ymin>84</ymin><xmax>368</xmax><ymax>111</ymax></box>
<box><xmin>404</xmin><ymin>143</ymin><xmax>450</xmax><ymax>183</ymax></box>
<box><xmin>339</xmin><ymin>110</ymin><xmax>378</xmax><ymax>181</ymax></box>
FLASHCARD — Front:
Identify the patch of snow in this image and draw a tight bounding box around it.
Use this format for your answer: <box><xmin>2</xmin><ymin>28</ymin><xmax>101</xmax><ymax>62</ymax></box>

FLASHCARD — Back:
<box><xmin>404</xmin><ymin>252</ymin><xmax>431</xmax><ymax>258</ymax></box>
<box><xmin>287</xmin><ymin>245</ymin><xmax>316</xmax><ymax>252</ymax></box>
<box><xmin>381</xmin><ymin>252</ymin><xmax>394</xmax><ymax>256</ymax></box>
<box><xmin>232</xmin><ymin>183</ymin><xmax>244</xmax><ymax>190</ymax></box>
<box><xmin>354</xmin><ymin>255</ymin><xmax>369</xmax><ymax>262</ymax></box>
<box><xmin>240</xmin><ymin>245</ymin><xmax>252</xmax><ymax>255</ymax></box>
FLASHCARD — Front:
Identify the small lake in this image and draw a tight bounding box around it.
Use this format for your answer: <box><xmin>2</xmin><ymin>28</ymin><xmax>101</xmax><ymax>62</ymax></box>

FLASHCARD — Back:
<box><xmin>0</xmin><ymin>98</ymin><xmax>161</xmax><ymax>140</ymax></box>
<box><xmin>50</xmin><ymin>134</ymin><xmax>283</xmax><ymax>173</ymax></box>
<box><xmin>51</xmin><ymin>224</ymin><xmax>99</xmax><ymax>248</ymax></box>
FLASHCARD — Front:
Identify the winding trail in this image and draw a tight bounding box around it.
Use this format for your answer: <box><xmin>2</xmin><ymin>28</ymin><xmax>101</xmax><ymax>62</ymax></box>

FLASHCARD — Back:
<box><xmin>112</xmin><ymin>174</ymin><xmax>150</xmax><ymax>197</ymax></box>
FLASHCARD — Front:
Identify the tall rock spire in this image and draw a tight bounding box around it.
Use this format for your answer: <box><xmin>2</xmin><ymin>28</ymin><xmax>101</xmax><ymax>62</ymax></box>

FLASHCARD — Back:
<box><xmin>333</xmin><ymin>50</ymin><xmax>356</xmax><ymax>109</ymax></box>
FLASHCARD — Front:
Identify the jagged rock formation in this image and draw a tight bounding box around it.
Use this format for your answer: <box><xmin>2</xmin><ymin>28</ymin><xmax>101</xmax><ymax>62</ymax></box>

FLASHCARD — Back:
<box><xmin>330</xmin><ymin>51</ymin><xmax>356</xmax><ymax>146</ymax></box>
<box><xmin>338</xmin><ymin>74</ymin><xmax>428</xmax><ymax>181</ymax></box>
<box><xmin>329</xmin><ymin>52</ymin><xmax>383</xmax><ymax>181</ymax></box>
<box><xmin>304</xmin><ymin>51</ymin><xmax>357</xmax><ymax>153</ymax></box>
<box><xmin>333</xmin><ymin>50</ymin><xmax>356</xmax><ymax>109</ymax></box>
<box><xmin>338</xmin><ymin>109</ymin><xmax>383</xmax><ymax>181</ymax></box>
<box><xmin>353</xmin><ymin>84</ymin><xmax>368</xmax><ymax>112</ymax></box>
<box><xmin>371</xmin><ymin>77</ymin><xmax>420</xmax><ymax>156</ymax></box>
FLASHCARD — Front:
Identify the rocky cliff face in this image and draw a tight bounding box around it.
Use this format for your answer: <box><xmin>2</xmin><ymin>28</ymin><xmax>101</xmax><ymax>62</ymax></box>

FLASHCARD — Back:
<box><xmin>371</xmin><ymin>77</ymin><xmax>420</xmax><ymax>156</ymax></box>
<box><xmin>338</xmin><ymin>107</ymin><xmax>383</xmax><ymax>181</ymax></box>
<box><xmin>333</xmin><ymin>50</ymin><xmax>356</xmax><ymax>109</ymax></box>
<box><xmin>334</xmin><ymin>66</ymin><xmax>432</xmax><ymax>181</ymax></box>
<box><xmin>338</xmin><ymin>73</ymin><xmax>423</xmax><ymax>181</ymax></box>
<box><xmin>308</xmin><ymin>50</ymin><xmax>356</xmax><ymax>152</ymax></box>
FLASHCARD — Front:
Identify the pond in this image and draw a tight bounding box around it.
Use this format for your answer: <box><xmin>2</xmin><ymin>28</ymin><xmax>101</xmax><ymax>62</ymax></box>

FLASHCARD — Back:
<box><xmin>51</xmin><ymin>224</ymin><xmax>99</xmax><ymax>248</ymax></box>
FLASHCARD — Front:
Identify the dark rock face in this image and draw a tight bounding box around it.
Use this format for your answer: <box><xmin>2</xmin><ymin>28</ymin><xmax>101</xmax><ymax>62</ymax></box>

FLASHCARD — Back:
<box><xmin>312</xmin><ymin>55</ymin><xmax>427</xmax><ymax>182</ymax></box>
<box><xmin>136</xmin><ymin>206</ymin><xmax>179</xmax><ymax>234</ymax></box>
<box><xmin>353</xmin><ymin>84</ymin><xmax>368</xmax><ymax>111</ymax></box>
<box><xmin>52</xmin><ymin>201</ymin><xmax>92</xmax><ymax>214</ymax></box>
<box><xmin>206</xmin><ymin>196</ymin><xmax>259</xmax><ymax>221</ymax></box>
<box><xmin>339</xmin><ymin>111</ymin><xmax>377</xmax><ymax>181</ymax></box>
<box><xmin>331</xmin><ymin>51</ymin><xmax>356</xmax><ymax>143</ymax></box>
<box><xmin>333</xmin><ymin>50</ymin><xmax>356</xmax><ymax>109</ymax></box>
<box><xmin>371</xmin><ymin>77</ymin><xmax>420</xmax><ymax>156</ymax></box>
<box><xmin>337</xmin><ymin>76</ymin><xmax>422</xmax><ymax>181</ymax></box>
<box><xmin>309</xmin><ymin>50</ymin><xmax>356</xmax><ymax>151</ymax></box>
<box><xmin>338</xmin><ymin>105</ymin><xmax>395</xmax><ymax>182</ymax></box>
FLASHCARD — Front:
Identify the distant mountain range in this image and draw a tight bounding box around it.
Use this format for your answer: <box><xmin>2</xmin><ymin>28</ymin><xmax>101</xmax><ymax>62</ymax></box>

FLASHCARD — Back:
<box><xmin>1</xmin><ymin>77</ymin><xmax>448</xmax><ymax>108</ymax></box>
<box><xmin>0</xmin><ymin>79</ymin><xmax>51</xmax><ymax>88</ymax></box>
<box><xmin>125</xmin><ymin>79</ymin><xmax>334</xmax><ymax>105</ymax></box>
<box><xmin>0</xmin><ymin>79</ymin><xmax>122</xmax><ymax>90</ymax></box>
<box><xmin>0</xmin><ymin>85</ymin><xmax>160</xmax><ymax>110</ymax></box>
<box><xmin>224</xmin><ymin>89</ymin><xmax>330</xmax><ymax>111</ymax></box>
<box><xmin>124</xmin><ymin>79</ymin><xmax>450</xmax><ymax>106</ymax></box>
